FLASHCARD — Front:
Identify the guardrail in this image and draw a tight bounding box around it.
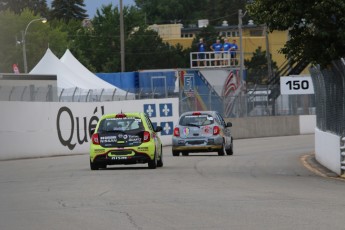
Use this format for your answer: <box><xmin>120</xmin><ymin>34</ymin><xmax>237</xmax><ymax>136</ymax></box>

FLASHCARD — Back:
<box><xmin>341</xmin><ymin>137</ymin><xmax>345</xmax><ymax>175</ymax></box>
<box><xmin>190</xmin><ymin>51</ymin><xmax>240</xmax><ymax>68</ymax></box>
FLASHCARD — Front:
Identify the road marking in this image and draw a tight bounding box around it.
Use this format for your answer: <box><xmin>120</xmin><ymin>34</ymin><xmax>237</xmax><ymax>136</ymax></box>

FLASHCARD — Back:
<box><xmin>300</xmin><ymin>153</ymin><xmax>345</xmax><ymax>181</ymax></box>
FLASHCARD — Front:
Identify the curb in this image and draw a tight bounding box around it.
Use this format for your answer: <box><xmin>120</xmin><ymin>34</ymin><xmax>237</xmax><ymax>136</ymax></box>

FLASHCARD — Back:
<box><xmin>301</xmin><ymin>153</ymin><xmax>344</xmax><ymax>180</ymax></box>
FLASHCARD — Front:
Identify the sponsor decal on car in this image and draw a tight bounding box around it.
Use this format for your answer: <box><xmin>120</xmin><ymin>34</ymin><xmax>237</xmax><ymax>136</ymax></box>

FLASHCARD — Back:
<box><xmin>138</xmin><ymin>147</ymin><xmax>149</xmax><ymax>151</ymax></box>
<box><xmin>111</xmin><ymin>156</ymin><xmax>129</xmax><ymax>160</ymax></box>
<box><xmin>100</xmin><ymin>136</ymin><xmax>117</xmax><ymax>143</ymax></box>
<box><xmin>95</xmin><ymin>149</ymin><xmax>105</xmax><ymax>153</ymax></box>
<box><xmin>183</xmin><ymin>127</ymin><xmax>190</xmax><ymax>136</ymax></box>
<box><xmin>203</xmin><ymin>126</ymin><xmax>211</xmax><ymax>133</ymax></box>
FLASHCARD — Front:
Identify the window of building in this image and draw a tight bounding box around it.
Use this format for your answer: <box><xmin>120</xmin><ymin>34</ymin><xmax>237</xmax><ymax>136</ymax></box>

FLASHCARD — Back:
<box><xmin>249</xmin><ymin>29</ymin><xmax>264</xmax><ymax>36</ymax></box>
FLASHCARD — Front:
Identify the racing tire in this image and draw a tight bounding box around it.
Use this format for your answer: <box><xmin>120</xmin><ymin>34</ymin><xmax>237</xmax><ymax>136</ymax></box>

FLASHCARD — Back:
<box><xmin>157</xmin><ymin>146</ymin><xmax>163</xmax><ymax>167</ymax></box>
<box><xmin>99</xmin><ymin>164</ymin><xmax>107</xmax><ymax>169</ymax></box>
<box><xmin>182</xmin><ymin>151</ymin><xmax>189</xmax><ymax>156</ymax></box>
<box><xmin>172</xmin><ymin>151</ymin><xmax>180</xmax><ymax>156</ymax></box>
<box><xmin>90</xmin><ymin>159</ymin><xmax>99</xmax><ymax>170</ymax></box>
<box><xmin>148</xmin><ymin>152</ymin><xmax>157</xmax><ymax>169</ymax></box>
<box><xmin>218</xmin><ymin>142</ymin><xmax>226</xmax><ymax>156</ymax></box>
<box><xmin>226</xmin><ymin>140</ymin><xmax>234</xmax><ymax>155</ymax></box>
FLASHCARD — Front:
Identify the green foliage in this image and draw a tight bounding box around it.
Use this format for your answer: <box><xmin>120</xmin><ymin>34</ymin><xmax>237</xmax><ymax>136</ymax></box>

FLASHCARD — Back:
<box><xmin>68</xmin><ymin>4</ymin><xmax>190</xmax><ymax>72</ymax></box>
<box><xmin>192</xmin><ymin>25</ymin><xmax>217</xmax><ymax>51</ymax></box>
<box><xmin>0</xmin><ymin>9</ymin><xmax>68</xmax><ymax>72</ymax></box>
<box><xmin>244</xmin><ymin>47</ymin><xmax>277</xmax><ymax>85</ymax></box>
<box><xmin>50</xmin><ymin>0</ymin><xmax>88</xmax><ymax>22</ymax></box>
<box><xmin>134</xmin><ymin>0</ymin><xmax>247</xmax><ymax>26</ymax></box>
<box><xmin>126</xmin><ymin>27</ymin><xmax>190</xmax><ymax>70</ymax></box>
<box><xmin>0</xmin><ymin>0</ymin><xmax>251</xmax><ymax>73</ymax></box>
<box><xmin>247</xmin><ymin>0</ymin><xmax>345</xmax><ymax>66</ymax></box>
<box><xmin>68</xmin><ymin>4</ymin><xmax>125</xmax><ymax>72</ymax></box>
<box><xmin>0</xmin><ymin>0</ymin><xmax>49</xmax><ymax>16</ymax></box>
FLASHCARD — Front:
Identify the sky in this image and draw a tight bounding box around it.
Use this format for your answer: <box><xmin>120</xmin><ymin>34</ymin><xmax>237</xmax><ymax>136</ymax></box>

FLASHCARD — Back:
<box><xmin>46</xmin><ymin>0</ymin><xmax>135</xmax><ymax>18</ymax></box>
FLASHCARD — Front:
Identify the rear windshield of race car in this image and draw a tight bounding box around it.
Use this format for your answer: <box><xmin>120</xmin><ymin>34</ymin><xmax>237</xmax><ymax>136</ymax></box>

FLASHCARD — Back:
<box><xmin>179</xmin><ymin>114</ymin><xmax>214</xmax><ymax>126</ymax></box>
<box><xmin>98</xmin><ymin>117</ymin><xmax>144</xmax><ymax>132</ymax></box>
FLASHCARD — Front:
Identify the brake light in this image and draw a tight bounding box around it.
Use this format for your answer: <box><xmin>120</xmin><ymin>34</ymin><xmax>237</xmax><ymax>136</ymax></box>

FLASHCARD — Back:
<box><xmin>192</xmin><ymin>112</ymin><xmax>201</xmax><ymax>115</ymax></box>
<box><xmin>143</xmin><ymin>131</ymin><xmax>150</xmax><ymax>142</ymax></box>
<box><xmin>115</xmin><ymin>113</ymin><xmax>126</xmax><ymax>118</ymax></box>
<box><xmin>173</xmin><ymin>127</ymin><xmax>180</xmax><ymax>137</ymax></box>
<box><xmin>92</xmin><ymin>133</ymin><xmax>100</xmax><ymax>145</ymax></box>
<box><xmin>213</xmin><ymin>126</ymin><xmax>220</xmax><ymax>135</ymax></box>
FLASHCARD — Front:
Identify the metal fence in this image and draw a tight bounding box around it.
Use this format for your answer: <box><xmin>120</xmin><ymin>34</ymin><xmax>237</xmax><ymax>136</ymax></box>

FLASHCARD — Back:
<box><xmin>310</xmin><ymin>59</ymin><xmax>345</xmax><ymax>137</ymax></box>
<box><xmin>0</xmin><ymin>84</ymin><xmax>316</xmax><ymax>118</ymax></box>
<box><xmin>178</xmin><ymin>85</ymin><xmax>316</xmax><ymax>118</ymax></box>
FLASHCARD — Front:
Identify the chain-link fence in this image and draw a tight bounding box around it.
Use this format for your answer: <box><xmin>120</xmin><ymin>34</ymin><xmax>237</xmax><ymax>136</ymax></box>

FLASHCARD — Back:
<box><xmin>310</xmin><ymin>59</ymin><xmax>345</xmax><ymax>137</ymax></box>
<box><xmin>0</xmin><ymin>83</ymin><xmax>316</xmax><ymax>118</ymax></box>
<box><xmin>178</xmin><ymin>85</ymin><xmax>315</xmax><ymax>118</ymax></box>
<box><xmin>0</xmin><ymin>85</ymin><xmax>179</xmax><ymax>102</ymax></box>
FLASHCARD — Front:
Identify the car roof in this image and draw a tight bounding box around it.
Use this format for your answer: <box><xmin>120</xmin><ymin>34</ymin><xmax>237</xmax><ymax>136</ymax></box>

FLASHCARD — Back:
<box><xmin>180</xmin><ymin>111</ymin><xmax>218</xmax><ymax>116</ymax></box>
<box><xmin>100</xmin><ymin>112</ymin><xmax>145</xmax><ymax>120</ymax></box>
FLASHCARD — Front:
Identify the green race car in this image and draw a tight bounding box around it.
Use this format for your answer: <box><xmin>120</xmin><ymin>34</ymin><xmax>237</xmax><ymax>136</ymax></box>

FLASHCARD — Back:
<box><xmin>90</xmin><ymin>112</ymin><xmax>163</xmax><ymax>170</ymax></box>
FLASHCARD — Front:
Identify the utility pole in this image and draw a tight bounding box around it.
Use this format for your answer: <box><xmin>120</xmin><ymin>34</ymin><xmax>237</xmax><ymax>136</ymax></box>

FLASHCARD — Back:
<box><xmin>264</xmin><ymin>25</ymin><xmax>273</xmax><ymax>81</ymax></box>
<box><xmin>238</xmin><ymin>9</ymin><xmax>244</xmax><ymax>84</ymax></box>
<box><xmin>120</xmin><ymin>0</ymin><xmax>125</xmax><ymax>72</ymax></box>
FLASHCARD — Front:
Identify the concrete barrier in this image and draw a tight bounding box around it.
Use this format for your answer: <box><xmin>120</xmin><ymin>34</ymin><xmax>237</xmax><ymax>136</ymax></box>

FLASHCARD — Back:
<box><xmin>225</xmin><ymin>115</ymin><xmax>315</xmax><ymax>139</ymax></box>
<box><xmin>0</xmin><ymin>99</ymin><xmax>179</xmax><ymax>160</ymax></box>
<box><xmin>0</xmin><ymin>98</ymin><xmax>316</xmax><ymax>160</ymax></box>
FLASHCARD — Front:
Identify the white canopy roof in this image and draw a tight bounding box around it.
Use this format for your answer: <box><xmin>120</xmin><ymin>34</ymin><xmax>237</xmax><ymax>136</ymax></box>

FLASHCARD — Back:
<box><xmin>30</xmin><ymin>49</ymin><xmax>131</xmax><ymax>97</ymax></box>
<box><xmin>30</xmin><ymin>48</ymin><xmax>90</xmax><ymax>89</ymax></box>
<box><xmin>60</xmin><ymin>49</ymin><xmax>120</xmax><ymax>90</ymax></box>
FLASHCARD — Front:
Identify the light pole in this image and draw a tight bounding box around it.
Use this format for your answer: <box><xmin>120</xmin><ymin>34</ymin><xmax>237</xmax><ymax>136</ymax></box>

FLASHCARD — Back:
<box><xmin>119</xmin><ymin>0</ymin><xmax>125</xmax><ymax>72</ymax></box>
<box><xmin>22</xmin><ymin>17</ymin><xmax>47</xmax><ymax>73</ymax></box>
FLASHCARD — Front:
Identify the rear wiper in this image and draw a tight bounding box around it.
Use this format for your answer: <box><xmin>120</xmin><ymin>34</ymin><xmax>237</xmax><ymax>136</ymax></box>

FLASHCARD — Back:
<box><xmin>184</xmin><ymin>123</ymin><xmax>200</xmax><ymax>127</ymax></box>
<box><xmin>103</xmin><ymin>130</ymin><xmax>126</xmax><ymax>133</ymax></box>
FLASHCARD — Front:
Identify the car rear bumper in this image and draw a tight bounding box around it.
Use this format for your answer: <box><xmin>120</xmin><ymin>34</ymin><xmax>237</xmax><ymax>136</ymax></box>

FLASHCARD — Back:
<box><xmin>172</xmin><ymin>144</ymin><xmax>222</xmax><ymax>152</ymax></box>
<box><xmin>92</xmin><ymin>151</ymin><xmax>152</xmax><ymax>165</ymax></box>
<box><xmin>172</xmin><ymin>136</ymin><xmax>224</xmax><ymax>152</ymax></box>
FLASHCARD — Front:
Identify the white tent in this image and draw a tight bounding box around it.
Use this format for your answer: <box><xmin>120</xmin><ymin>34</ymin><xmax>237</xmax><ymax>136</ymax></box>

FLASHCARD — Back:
<box><xmin>30</xmin><ymin>48</ymin><xmax>134</xmax><ymax>99</ymax></box>
<box><xmin>60</xmin><ymin>49</ymin><xmax>122</xmax><ymax>91</ymax></box>
<box><xmin>30</xmin><ymin>48</ymin><xmax>90</xmax><ymax>89</ymax></box>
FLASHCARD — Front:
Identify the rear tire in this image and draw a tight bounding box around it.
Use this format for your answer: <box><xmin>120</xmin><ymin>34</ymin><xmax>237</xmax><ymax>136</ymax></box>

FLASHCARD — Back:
<box><xmin>148</xmin><ymin>152</ymin><xmax>157</xmax><ymax>169</ymax></box>
<box><xmin>218</xmin><ymin>142</ymin><xmax>226</xmax><ymax>156</ymax></box>
<box><xmin>157</xmin><ymin>147</ymin><xmax>163</xmax><ymax>167</ymax></box>
<box><xmin>182</xmin><ymin>151</ymin><xmax>189</xmax><ymax>156</ymax></box>
<box><xmin>172</xmin><ymin>150</ymin><xmax>180</xmax><ymax>156</ymax></box>
<box><xmin>90</xmin><ymin>159</ymin><xmax>99</xmax><ymax>170</ymax></box>
<box><xmin>226</xmin><ymin>140</ymin><xmax>234</xmax><ymax>155</ymax></box>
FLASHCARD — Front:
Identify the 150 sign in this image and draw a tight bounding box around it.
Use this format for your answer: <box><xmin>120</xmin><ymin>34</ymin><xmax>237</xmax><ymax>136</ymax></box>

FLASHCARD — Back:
<box><xmin>280</xmin><ymin>76</ymin><xmax>314</xmax><ymax>95</ymax></box>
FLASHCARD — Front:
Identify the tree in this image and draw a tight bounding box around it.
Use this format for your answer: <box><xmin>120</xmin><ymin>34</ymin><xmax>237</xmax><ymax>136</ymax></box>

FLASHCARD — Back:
<box><xmin>134</xmin><ymin>0</ymin><xmax>247</xmax><ymax>26</ymax></box>
<box><xmin>69</xmin><ymin>3</ymin><xmax>190</xmax><ymax>72</ymax></box>
<box><xmin>69</xmin><ymin>4</ymin><xmax>130</xmax><ymax>72</ymax></box>
<box><xmin>191</xmin><ymin>25</ymin><xmax>217</xmax><ymax>52</ymax></box>
<box><xmin>50</xmin><ymin>0</ymin><xmax>88</xmax><ymax>22</ymax></box>
<box><xmin>126</xmin><ymin>27</ymin><xmax>190</xmax><ymax>71</ymax></box>
<box><xmin>244</xmin><ymin>46</ymin><xmax>277</xmax><ymax>85</ymax></box>
<box><xmin>247</xmin><ymin>0</ymin><xmax>345</xmax><ymax>67</ymax></box>
<box><xmin>0</xmin><ymin>9</ymin><xmax>68</xmax><ymax>73</ymax></box>
<box><xmin>0</xmin><ymin>0</ymin><xmax>49</xmax><ymax>17</ymax></box>
<box><xmin>204</xmin><ymin>0</ymin><xmax>248</xmax><ymax>26</ymax></box>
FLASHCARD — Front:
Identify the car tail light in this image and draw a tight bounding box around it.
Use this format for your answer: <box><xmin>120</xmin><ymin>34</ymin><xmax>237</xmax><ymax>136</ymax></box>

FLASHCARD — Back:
<box><xmin>213</xmin><ymin>126</ymin><xmax>220</xmax><ymax>135</ymax></box>
<box><xmin>115</xmin><ymin>113</ymin><xmax>126</xmax><ymax>118</ymax></box>
<box><xmin>92</xmin><ymin>133</ymin><xmax>100</xmax><ymax>145</ymax></box>
<box><xmin>173</xmin><ymin>127</ymin><xmax>180</xmax><ymax>137</ymax></box>
<box><xmin>192</xmin><ymin>112</ymin><xmax>201</xmax><ymax>115</ymax></box>
<box><xmin>143</xmin><ymin>131</ymin><xmax>150</xmax><ymax>142</ymax></box>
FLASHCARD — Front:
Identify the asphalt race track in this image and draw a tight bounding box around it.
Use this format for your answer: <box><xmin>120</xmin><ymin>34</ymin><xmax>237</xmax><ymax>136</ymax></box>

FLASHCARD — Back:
<box><xmin>1</xmin><ymin>134</ymin><xmax>345</xmax><ymax>230</ymax></box>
